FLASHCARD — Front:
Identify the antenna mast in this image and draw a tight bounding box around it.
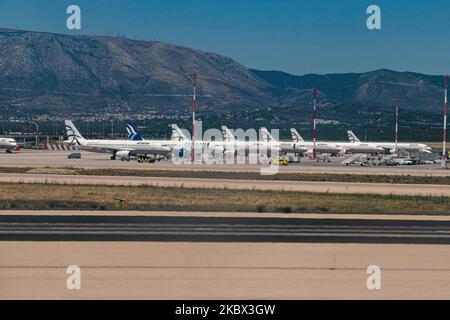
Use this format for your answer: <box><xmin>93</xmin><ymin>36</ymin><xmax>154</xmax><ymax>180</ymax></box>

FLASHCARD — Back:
<box><xmin>312</xmin><ymin>88</ymin><xmax>317</xmax><ymax>160</ymax></box>
<box><xmin>442</xmin><ymin>75</ymin><xmax>448</xmax><ymax>169</ymax></box>
<box><xmin>191</xmin><ymin>74</ymin><xmax>197</xmax><ymax>162</ymax></box>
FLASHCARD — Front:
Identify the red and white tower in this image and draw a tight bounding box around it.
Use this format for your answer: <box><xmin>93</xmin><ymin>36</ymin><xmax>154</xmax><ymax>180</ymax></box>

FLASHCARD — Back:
<box><xmin>191</xmin><ymin>73</ymin><xmax>197</xmax><ymax>162</ymax></box>
<box><xmin>312</xmin><ymin>88</ymin><xmax>317</xmax><ymax>160</ymax></box>
<box><xmin>394</xmin><ymin>99</ymin><xmax>399</xmax><ymax>154</ymax></box>
<box><xmin>442</xmin><ymin>75</ymin><xmax>449</xmax><ymax>169</ymax></box>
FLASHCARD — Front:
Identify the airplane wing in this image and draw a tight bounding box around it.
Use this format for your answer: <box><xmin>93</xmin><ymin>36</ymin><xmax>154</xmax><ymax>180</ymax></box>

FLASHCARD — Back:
<box><xmin>76</xmin><ymin>145</ymin><xmax>118</xmax><ymax>154</ymax></box>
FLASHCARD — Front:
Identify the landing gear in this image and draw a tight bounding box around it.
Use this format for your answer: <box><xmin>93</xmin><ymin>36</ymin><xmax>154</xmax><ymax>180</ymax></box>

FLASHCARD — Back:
<box><xmin>5</xmin><ymin>149</ymin><xmax>12</xmax><ymax>154</ymax></box>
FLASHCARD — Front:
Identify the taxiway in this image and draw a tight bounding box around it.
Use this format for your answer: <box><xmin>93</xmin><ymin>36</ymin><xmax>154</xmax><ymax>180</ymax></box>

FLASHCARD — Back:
<box><xmin>0</xmin><ymin>150</ymin><xmax>447</xmax><ymax>176</ymax></box>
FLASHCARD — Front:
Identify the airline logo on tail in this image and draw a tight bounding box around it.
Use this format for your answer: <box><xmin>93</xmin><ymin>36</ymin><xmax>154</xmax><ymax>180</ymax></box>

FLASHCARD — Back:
<box><xmin>171</xmin><ymin>124</ymin><xmax>189</xmax><ymax>142</ymax></box>
<box><xmin>347</xmin><ymin>130</ymin><xmax>361</xmax><ymax>144</ymax></box>
<box><xmin>260</xmin><ymin>127</ymin><xmax>276</xmax><ymax>142</ymax></box>
<box><xmin>65</xmin><ymin>120</ymin><xmax>85</xmax><ymax>146</ymax></box>
<box><xmin>126</xmin><ymin>124</ymin><xmax>144</xmax><ymax>141</ymax></box>
<box><xmin>221</xmin><ymin>126</ymin><xmax>236</xmax><ymax>142</ymax></box>
<box><xmin>290</xmin><ymin>128</ymin><xmax>304</xmax><ymax>142</ymax></box>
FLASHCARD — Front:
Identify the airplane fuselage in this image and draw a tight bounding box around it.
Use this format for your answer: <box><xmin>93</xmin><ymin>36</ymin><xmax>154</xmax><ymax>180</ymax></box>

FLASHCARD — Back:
<box><xmin>0</xmin><ymin>138</ymin><xmax>18</xmax><ymax>152</ymax></box>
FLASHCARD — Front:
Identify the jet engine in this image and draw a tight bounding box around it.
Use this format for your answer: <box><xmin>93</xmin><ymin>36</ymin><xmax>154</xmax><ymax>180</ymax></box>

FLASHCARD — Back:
<box><xmin>116</xmin><ymin>150</ymin><xmax>131</xmax><ymax>161</ymax></box>
<box><xmin>224</xmin><ymin>149</ymin><xmax>237</xmax><ymax>157</ymax></box>
<box><xmin>174</xmin><ymin>148</ymin><xmax>188</xmax><ymax>158</ymax></box>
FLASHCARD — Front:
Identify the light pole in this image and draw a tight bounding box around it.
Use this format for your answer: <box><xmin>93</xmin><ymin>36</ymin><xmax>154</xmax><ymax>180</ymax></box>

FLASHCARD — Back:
<box><xmin>191</xmin><ymin>73</ymin><xmax>197</xmax><ymax>162</ymax></box>
<box><xmin>312</xmin><ymin>88</ymin><xmax>317</xmax><ymax>160</ymax></box>
<box><xmin>442</xmin><ymin>75</ymin><xmax>449</xmax><ymax>169</ymax></box>
<box><xmin>394</xmin><ymin>99</ymin><xmax>399</xmax><ymax>155</ymax></box>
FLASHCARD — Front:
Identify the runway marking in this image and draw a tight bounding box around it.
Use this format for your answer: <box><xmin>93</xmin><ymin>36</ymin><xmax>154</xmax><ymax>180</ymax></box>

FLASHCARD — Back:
<box><xmin>2</xmin><ymin>265</ymin><xmax>450</xmax><ymax>272</ymax></box>
<box><xmin>2</xmin><ymin>215</ymin><xmax>450</xmax><ymax>243</ymax></box>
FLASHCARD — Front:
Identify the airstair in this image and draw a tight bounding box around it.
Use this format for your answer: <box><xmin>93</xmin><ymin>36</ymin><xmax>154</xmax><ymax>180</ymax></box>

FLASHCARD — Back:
<box><xmin>377</xmin><ymin>154</ymin><xmax>396</xmax><ymax>165</ymax></box>
<box><xmin>341</xmin><ymin>154</ymin><xmax>365</xmax><ymax>165</ymax></box>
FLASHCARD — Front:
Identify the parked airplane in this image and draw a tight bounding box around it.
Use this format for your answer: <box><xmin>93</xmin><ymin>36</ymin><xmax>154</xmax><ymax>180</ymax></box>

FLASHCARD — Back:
<box><xmin>286</xmin><ymin>128</ymin><xmax>343</xmax><ymax>155</ymax></box>
<box><xmin>306</xmin><ymin>129</ymin><xmax>385</xmax><ymax>154</ymax></box>
<box><xmin>65</xmin><ymin>120</ymin><xmax>171</xmax><ymax>161</ymax></box>
<box><xmin>124</xmin><ymin>123</ymin><xmax>195</xmax><ymax>159</ymax></box>
<box><xmin>220</xmin><ymin>126</ymin><xmax>281</xmax><ymax>158</ymax></box>
<box><xmin>0</xmin><ymin>137</ymin><xmax>18</xmax><ymax>153</ymax></box>
<box><xmin>347</xmin><ymin>131</ymin><xmax>432</xmax><ymax>154</ymax></box>
<box><xmin>123</xmin><ymin>123</ymin><xmax>208</xmax><ymax>159</ymax></box>
<box><xmin>220</xmin><ymin>126</ymin><xmax>261</xmax><ymax>157</ymax></box>
<box><xmin>170</xmin><ymin>124</ymin><xmax>231</xmax><ymax>158</ymax></box>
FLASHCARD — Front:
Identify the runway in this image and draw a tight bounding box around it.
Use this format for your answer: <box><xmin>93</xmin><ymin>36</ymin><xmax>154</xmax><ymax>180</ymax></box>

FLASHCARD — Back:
<box><xmin>0</xmin><ymin>150</ymin><xmax>446</xmax><ymax>176</ymax></box>
<box><xmin>3</xmin><ymin>241</ymin><xmax>450</xmax><ymax>299</ymax></box>
<box><xmin>2</xmin><ymin>214</ymin><xmax>450</xmax><ymax>244</ymax></box>
<box><xmin>2</xmin><ymin>151</ymin><xmax>450</xmax><ymax>299</ymax></box>
<box><xmin>0</xmin><ymin>172</ymin><xmax>449</xmax><ymax>196</ymax></box>
<box><xmin>2</xmin><ymin>212</ymin><xmax>450</xmax><ymax>299</ymax></box>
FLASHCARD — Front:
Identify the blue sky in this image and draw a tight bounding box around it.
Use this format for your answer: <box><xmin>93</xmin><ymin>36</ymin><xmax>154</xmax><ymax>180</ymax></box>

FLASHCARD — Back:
<box><xmin>0</xmin><ymin>0</ymin><xmax>448</xmax><ymax>75</ymax></box>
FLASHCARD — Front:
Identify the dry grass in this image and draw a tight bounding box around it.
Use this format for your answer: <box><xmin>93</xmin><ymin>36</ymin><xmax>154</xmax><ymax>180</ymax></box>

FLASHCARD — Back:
<box><xmin>0</xmin><ymin>182</ymin><xmax>449</xmax><ymax>215</ymax></box>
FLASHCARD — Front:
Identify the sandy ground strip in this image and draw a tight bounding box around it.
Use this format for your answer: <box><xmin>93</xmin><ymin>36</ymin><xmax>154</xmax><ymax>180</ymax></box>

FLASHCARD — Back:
<box><xmin>0</xmin><ymin>150</ymin><xmax>447</xmax><ymax>176</ymax></box>
<box><xmin>0</xmin><ymin>173</ymin><xmax>449</xmax><ymax>196</ymax></box>
<box><xmin>1</xmin><ymin>210</ymin><xmax>450</xmax><ymax>221</ymax></box>
<box><xmin>1</xmin><ymin>241</ymin><xmax>450</xmax><ymax>299</ymax></box>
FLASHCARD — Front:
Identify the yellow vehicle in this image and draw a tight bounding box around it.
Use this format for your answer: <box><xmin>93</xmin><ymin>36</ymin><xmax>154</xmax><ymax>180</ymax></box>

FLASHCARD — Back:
<box><xmin>273</xmin><ymin>159</ymin><xmax>289</xmax><ymax>166</ymax></box>
<box><xmin>137</xmin><ymin>155</ymin><xmax>156</xmax><ymax>163</ymax></box>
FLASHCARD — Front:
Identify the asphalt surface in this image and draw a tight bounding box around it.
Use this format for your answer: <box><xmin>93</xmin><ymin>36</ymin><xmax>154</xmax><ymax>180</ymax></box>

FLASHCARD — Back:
<box><xmin>2</xmin><ymin>215</ymin><xmax>450</xmax><ymax>244</ymax></box>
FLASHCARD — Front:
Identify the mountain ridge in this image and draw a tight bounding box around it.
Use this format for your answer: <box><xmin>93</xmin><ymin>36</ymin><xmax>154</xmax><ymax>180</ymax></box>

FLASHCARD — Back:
<box><xmin>0</xmin><ymin>28</ymin><xmax>445</xmax><ymax>119</ymax></box>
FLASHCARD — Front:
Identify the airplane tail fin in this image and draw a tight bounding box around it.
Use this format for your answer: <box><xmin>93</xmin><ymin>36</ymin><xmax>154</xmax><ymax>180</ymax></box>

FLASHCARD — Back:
<box><xmin>260</xmin><ymin>127</ymin><xmax>277</xmax><ymax>142</ymax></box>
<box><xmin>347</xmin><ymin>130</ymin><xmax>361</xmax><ymax>143</ymax></box>
<box><xmin>65</xmin><ymin>120</ymin><xmax>86</xmax><ymax>145</ymax></box>
<box><xmin>290</xmin><ymin>128</ymin><xmax>304</xmax><ymax>142</ymax></box>
<box><xmin>125</xmin><ymin>123</ymin><xmax>144</xmax><ymax>141</ymax></box>
<box><xmin>171</xmin><ymin>124</ymin><xmax>189</xmax><ymax>142</ymax></box>
<box><xmin>221</xmin><ymin>126</ymin><xmax>236</xmax><ymax>142</ymax></box>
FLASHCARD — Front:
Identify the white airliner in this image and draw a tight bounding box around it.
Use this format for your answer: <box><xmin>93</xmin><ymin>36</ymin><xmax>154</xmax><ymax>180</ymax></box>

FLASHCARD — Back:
<box><xmin>125</xmin><ymin>123</ymin><xmax>233</xmax><ymax>159</ymax></box>
<box><xmin>123</xmin><ymin>122</ymin><xmax>201</xmax><ymax>159</ymax></box>
<box><xmin>288</xmin><ymin>129</ymin><xmax>384</xmax><ymax>154</ymax></box>
<box><xmin>346</xmin><ymin>131</ymin><xmax>432</xmax><ymax>154</ymax></box>
<box><xmin>65</xmin><ymin>120</ymin><xmax>172</xmax><ymax>160</ymax></box>
<box><xmin>283</xmin><ymin>128</ymin><xmax>343</xmax><ymax>155</ymax></box>
<box><xmin>171</xmin><ymin>124</ymin><xmax>241</xmax><ymax>158</ymax></box>
<box><xmin>126</xmin><ymin>123</ymin><xmax>282</xmax><ymax>159</ymax></box>
<box><xmin>220</xmin><ymin>126</ymin><xmax>281</xmax><ymax>157</ymax></box>
<box><xmin>0</xmin><ymin>137</ymin><xmax>18</xmax><ymax>153</ymax></box>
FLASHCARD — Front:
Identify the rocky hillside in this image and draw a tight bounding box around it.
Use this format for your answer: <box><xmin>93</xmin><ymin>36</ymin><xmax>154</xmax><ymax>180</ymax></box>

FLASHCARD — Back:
<box><xmin>251</xmin><ymin>69</ymin><xmax>444</xmax><ymax>112</ymax></box>
<box><xmin>0</xmin><ymin>28</ymin><xmax>445</xmax><ymax>119</ymax></box>
<box><xmin>0</xmin><ymin>28</ymin><xmax>273</xmax><ymax>116</ymax></box>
